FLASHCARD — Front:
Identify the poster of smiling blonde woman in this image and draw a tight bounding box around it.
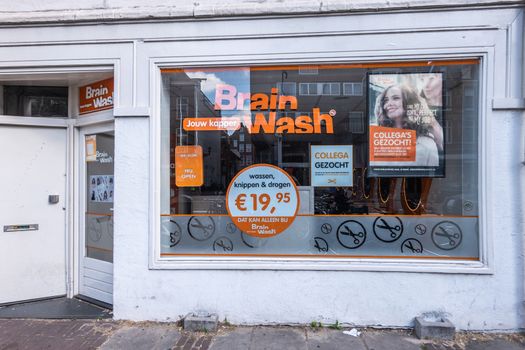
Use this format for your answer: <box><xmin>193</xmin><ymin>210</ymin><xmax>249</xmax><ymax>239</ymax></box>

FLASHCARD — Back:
<box><xmin>368</xmin><ymin>72</ymin><xmax>445</xmax><ymax>177</ymax></box>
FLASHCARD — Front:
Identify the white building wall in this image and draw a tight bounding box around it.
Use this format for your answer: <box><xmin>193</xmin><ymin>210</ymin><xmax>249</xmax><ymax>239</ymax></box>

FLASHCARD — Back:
<box><xmin>0</xmin><ymin>0</ymin><xmax>523</xmax><ymax>23</ymax></box>
<box><xmin>114</xmin><ymin>7</ymin><xmax>523</xmax><ymax>330</ymax></box>
<box><xmin>113</xmin><ymin>116</ymin><xmax>523</xmax><ymax>328</ymax></box>
<box><xmin>0</xmin><ymin>2</ymin><xmax>522</xmax><ymax>330</ymax></box>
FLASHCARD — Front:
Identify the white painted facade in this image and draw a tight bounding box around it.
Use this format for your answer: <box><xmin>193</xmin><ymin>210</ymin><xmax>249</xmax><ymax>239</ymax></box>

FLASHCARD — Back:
<box><xmin>0</xmin><ymin>1</ymin><xmax>523</xmax><ymax>330</ymax></box>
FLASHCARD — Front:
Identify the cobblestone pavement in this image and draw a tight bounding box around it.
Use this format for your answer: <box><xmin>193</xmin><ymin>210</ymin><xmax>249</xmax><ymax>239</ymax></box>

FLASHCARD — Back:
<box><xmin>1</xmin><ymin>319</ymin><xmax>524</xmax><ymax>350</ymax></box>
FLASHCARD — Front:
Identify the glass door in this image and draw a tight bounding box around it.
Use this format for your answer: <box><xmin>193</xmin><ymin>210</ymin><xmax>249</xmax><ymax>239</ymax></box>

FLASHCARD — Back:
<box><xmin>79</xmin><ymin>124</ymin><xmax>114</xmax><ymax>305</ymax></box>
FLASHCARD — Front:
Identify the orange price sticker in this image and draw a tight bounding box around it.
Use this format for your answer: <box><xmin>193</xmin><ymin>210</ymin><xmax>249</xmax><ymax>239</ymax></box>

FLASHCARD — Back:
<box><xmin>226</xmin><ymin>164</ymin><xmax>299</xmax><ymax>238</ymax></box>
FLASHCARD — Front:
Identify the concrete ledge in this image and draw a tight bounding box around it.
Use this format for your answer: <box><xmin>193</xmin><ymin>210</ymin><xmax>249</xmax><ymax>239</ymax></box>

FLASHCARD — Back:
<box><xmin>183</xmin><ymin>313</ymin><xmax>218</xmax><ymax>332</ymax></box>
<box><xmin>492</xmin><ymin>98</ymin><xmax>525</xmax><ymax>110</ymax></box>
<box><xmin>414</xmin><ymin>316</ymin><xmax>455</xmax><ymax>340</ymax></box>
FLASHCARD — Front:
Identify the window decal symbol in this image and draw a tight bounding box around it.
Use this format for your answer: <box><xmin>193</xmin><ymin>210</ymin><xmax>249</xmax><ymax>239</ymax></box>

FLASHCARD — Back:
<box><xmin>431</xmin><ymin>221</ymin><xmax>462</xmax><ymax>250</ymax></box>
<box><xmin>336</xmin><ymin>220</ymin><xmax>367</xmax><ymax>249</ymax></box>
<box><xmin>373</xmin><ymin>216</ymin><xmax>404</xmax><ymax>243</ymax></box>
<box><xmin>187</xmin><ymin>216</ymin><xmax>215</xmax><ymax>241</ymax></box>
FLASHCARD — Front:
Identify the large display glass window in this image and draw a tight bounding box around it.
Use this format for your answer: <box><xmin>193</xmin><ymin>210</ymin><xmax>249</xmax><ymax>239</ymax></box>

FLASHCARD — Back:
<box><xmin>159</xmin><ymin>59</ymin><xmax>480</xmax><ymax>260</ymax></box>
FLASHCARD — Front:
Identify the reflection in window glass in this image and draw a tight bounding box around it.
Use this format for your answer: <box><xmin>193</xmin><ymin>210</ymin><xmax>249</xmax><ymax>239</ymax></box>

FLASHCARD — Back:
<box><xmin>344</xmin><ymin>82</ymin><xmax>363</xmax><ymax>96</ymax></box>
<box><xmin>277</xmin><ymin>82</ymin><xmax>297</xmax><ymax>96</ymax></box>
<box><xmin>85</xmin><ymin>132</ymin><xmax>114</xmax><ymax>263</ymax></box>
<box><xmin>160</xmin><ymin>61</ymin><xmax>480</xmax><ymax>260</ymax></box>
<box><xmin>3</xmin><ymin>86</ymin><xmax>68</xmax><ymax>118</ymax></box>
<box><xmin>349</xmin><ymin>112</ymin><xmax>364</xmax><ymax>133</ymax></box>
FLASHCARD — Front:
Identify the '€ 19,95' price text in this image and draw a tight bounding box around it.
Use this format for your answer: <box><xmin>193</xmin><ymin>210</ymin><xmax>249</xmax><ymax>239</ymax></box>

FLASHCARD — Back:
<box><xmin>226</xmin><ymin>164</ymin><xmax>299</xmax><ymax>238</ymax></box>
<box><xmin>234</xmin><ymin>192</ymin><xmax>291</xmax><ymax>214</ymax></box>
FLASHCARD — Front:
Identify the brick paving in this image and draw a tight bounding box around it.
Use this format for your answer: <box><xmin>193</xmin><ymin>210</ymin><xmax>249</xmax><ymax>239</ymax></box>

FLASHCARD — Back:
<box><xmin>172</xmin><ymin>333</ymin><xmax>212</xmax><ymax>350</ymax></box>
<box><xmin>0</xmin><ymin>319</ymin><xmax>117</xmax><ymax>350</ymax></box>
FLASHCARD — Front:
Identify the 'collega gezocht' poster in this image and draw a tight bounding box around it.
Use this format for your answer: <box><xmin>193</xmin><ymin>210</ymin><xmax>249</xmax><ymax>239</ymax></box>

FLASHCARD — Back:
<box><xmin>368</xmin><ymin>72</ymin><xmax>445</xmax><ymax>177</ymax></box>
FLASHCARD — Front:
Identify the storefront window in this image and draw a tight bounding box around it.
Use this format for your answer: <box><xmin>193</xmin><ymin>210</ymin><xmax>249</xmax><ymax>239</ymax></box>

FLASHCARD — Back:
<box><xmin>3</xmin><ymin>86</ymin><xmax>68</xmax><ymax>118</ymax></box>
<box><xmin>160</xmin><ymin>60</ymin><xmax>480</xmax><ymax>260</ymax></box>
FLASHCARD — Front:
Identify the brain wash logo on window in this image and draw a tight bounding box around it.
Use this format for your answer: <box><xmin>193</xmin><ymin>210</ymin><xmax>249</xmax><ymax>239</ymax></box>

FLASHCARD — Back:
<box><xmin>226</xmin><ymin>164</ymin><xmax>300</xmax><ymax>238</ymax></box>
<box><xmin>183</xmin><ymin>84</ymin><xmax>335</xmax><ymax>134</ymax></box>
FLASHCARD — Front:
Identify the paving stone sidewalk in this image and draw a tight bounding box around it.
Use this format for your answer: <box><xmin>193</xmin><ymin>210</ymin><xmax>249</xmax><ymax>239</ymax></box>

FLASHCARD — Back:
<box><xmin>0</xmin><ymin>319</ymin><xmax>524</xmax><ymax>350</ymax></box>
<box><xmin>0</xmin><ymin>319</ymin><xmax>117</xmax><ymax>350</ymax></box>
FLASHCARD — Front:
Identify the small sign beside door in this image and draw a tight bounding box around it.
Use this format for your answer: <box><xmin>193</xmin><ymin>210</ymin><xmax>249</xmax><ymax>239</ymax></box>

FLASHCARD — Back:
<box><xmin>85</xmin><ymin>135</ymin><xmax>97</xmax><ymax>162</ymax></box>
<box><xmin>79</xmin><ymin>78</ymin><xmax>114</xmax><ymax>115</ymax></box>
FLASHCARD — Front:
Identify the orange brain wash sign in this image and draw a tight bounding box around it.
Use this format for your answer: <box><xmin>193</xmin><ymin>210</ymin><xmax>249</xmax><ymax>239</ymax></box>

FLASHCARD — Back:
<box><xmin>175</xmin><ymin>146</ymin><xmax>204</xmax><ymax>187</ymax></box>
<box><xmin>226</xmin><ymin>164</ymin><xmax>299</xmax><ymax>238</ymax></box>
<box><xmin>79</xmin><ymin>78</ymin><xmax>114</xmax><ymax>115</ymax></box>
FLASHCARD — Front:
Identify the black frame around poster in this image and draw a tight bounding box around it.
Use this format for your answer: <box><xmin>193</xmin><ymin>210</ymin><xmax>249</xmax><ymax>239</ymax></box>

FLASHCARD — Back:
<box><xmin>367</xmin><ymin>72</ymin><xmax>446</xmax><ymax>178</ymax></box>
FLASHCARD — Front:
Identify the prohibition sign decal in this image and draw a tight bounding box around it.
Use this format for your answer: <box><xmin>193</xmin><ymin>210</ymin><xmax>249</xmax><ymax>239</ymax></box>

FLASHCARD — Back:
<box><xmin>401</xmin><ymin>238</ymin><xmax>423</xmax><ymax>254</ymax></box>
<box><xmin>414</xmin><ymin>224</ymin><xmax>427</xmax><ymax>235</ymax></box>
<box><xmin>164</xmin><ymin>220</ymin><xmax>182</xmax><ymax>247</ymax></box>
<box><xmin>213</xmin><ymin>236</ymin><xmax>234</xmax><ymax>252</ymax></box>
<box><xmin>226</xmin><ymin>164</ymin><xmax>299</xmax><ymax>238</ymax></box>
<box><xmin>431</xmin><ymin>221</ymin><xmax>462</xmax><ymax>250</ymax></box>
<box><xmin>336</xmin><ymin>220</ymin><xmax>367</xmax><ymax>249</ymax></box>
<box><xmin>373</xmin><ymin>216</ymin><xmax>404</xmax><ymax>243</ymax></box>
<box><xmin>313</xmin><ymin>237</ymin><xmax>329</xmax><ymax>253</ymax></box>
<box><xmin>320</xmin><ymin>223</ymin><xmax>332</xmax><ymax>234</ymax></box>
<box><xmin>187</xmin><ymin>216</ymin><xmax>215</xmax><ymax>241</ymax></box>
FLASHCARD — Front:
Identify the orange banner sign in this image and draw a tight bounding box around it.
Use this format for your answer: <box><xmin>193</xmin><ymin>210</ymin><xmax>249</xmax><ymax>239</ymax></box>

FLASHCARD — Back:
<box><xmin>79</xmin><ymin>78</ymin><xmax>114</xmax><ymax>115</ymax></box>
<box><xmin>183</xmin><ymin>117</ymin><xmax>242</xmax><ymax>131</ymax></box>
<box><xmin>369</xmin><ymin>125</ymin><xmax>416</xmax><ymax>162</ymax></box>
<box><xmin>175</xmin><ymin>146</ymin><xmax>204</xmax><ymax>187</ymax></box>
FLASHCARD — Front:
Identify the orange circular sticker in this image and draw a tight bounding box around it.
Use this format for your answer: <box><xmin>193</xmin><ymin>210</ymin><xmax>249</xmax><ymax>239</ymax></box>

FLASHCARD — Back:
<box><xmin>226</xmin><ymin>164</ymin><xmax>300</xmax><ymax>238</ymax></box>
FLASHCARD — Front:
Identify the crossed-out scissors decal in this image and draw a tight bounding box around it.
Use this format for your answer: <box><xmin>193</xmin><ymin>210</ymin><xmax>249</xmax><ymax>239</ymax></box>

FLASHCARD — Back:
<box><xmin>187</xmin><ymin>216</ymin><xmax>216</xmax><ymax>241</ymax></box>
<box><xmin>401</xmin><ymin>238</ymin><xmax>423</xmax><ymax>254</ymax></box>
<box><xmin>320</xmin><ymin>223</ymin><xmax>332</xmax><ymax>235</ymax></box>
<box><xmin>213</xmin><ymin>236</ymin><xmax>233</xmax><ymax>252</ymax></box>
<box><xmin>241</xmin><ymin>232</ymin><xmax>268</xmax><ymax>249</ymax></box>
<box><xmin>373</xmin><ymin>216</ymin><xmax>404</xmax><ymax>243</ymax></box>
<box><xmin>414</xmin><ymin>224</ymin><xmax>427</xmax><ymax>235</ymax></box>
<box><xmin>336</xmin><ymin>220</ymin><xmax>366</xmax><ymax>249</ymax></box>
<box><xmin>431</xmin><ymin>221</ymin><xmax>462</xmax><ymax>250</ymax></box>
<box><xmin>167</xmin><ymin>220</ymin><xmax>182</xmax><ymax>247</ymax></box>
<box><xmin>313</xmin><ymin>237</ymin><xmax>329</xmax><ymax>253</ymax></box>
<box><xmin>226</xmin><ymin>222</ymin><xmax>237</xmax><ymax>234</ymax></box>
<box><xmin>241</xmin><ymin>232</ymin><xmax>255</xmax><ymax>248</ymax></box>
